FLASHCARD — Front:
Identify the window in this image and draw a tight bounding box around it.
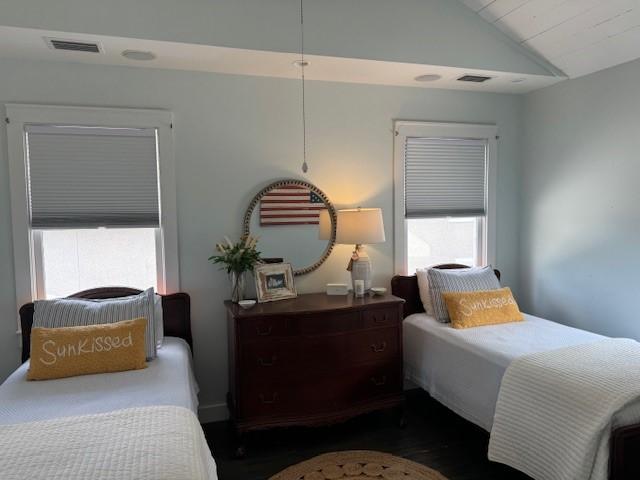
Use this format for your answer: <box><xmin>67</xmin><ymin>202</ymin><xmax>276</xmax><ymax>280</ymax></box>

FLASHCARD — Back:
<box><xmin>7</xmin><ymin>105</ymin><xmax>178</xmax><ymax>308</ymax></box>
<box><xmin>406</xmin><ymin>217</ymin><xmax>482</xmax><ymax>273</ymax></box>
<box><xmin>38</xmin><ymin>228</ymin><xmax>157</xmax><ymax>299</ymax></box>
<box><xmin>394</xmin><ymin>122</ymin><xmax>497</xmax><ymax>275</ymax></box>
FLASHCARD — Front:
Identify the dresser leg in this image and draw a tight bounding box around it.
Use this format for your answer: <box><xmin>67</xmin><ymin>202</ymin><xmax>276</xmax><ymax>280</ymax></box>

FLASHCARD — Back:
<box><xmin>234</xmin><ymin>442</ymin><xmax>246</xmax><ymax>459</ymax></box>
<box><xmin>232</xmin><ymin>429</ymin><xmax>246</xmax><ymax>459</ymax></box>
<box><xmin>226</xmin><ymin>391</ymin><xmax>246</xmax><ymax>458</ymax></box>
<box><xmin>397</xmin><ymin>402</ymin><xmax>407</xmax><ymax>428</ymax></box>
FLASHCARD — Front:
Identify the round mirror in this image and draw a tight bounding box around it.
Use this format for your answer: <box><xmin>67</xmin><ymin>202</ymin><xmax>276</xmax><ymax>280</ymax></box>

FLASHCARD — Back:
<box><xmin>243</xmin><ymin>179</ymin><xmax>336</xmax><ymax>275</ymax></box>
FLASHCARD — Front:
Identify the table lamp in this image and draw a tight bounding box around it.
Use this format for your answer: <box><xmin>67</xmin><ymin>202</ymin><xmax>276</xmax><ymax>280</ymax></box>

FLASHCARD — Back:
<box><xmin>335</xmin><ymin>207</ymin><xmax>385</xmax><ymax>291</ymax></box>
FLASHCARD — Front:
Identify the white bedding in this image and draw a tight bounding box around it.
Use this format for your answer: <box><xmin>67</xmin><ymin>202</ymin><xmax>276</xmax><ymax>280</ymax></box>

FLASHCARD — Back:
<box><xmin>0</xmin><ymin>336</ymin><xmax>199</xmax><ymax>425</ymax></box>
<box><xmin>403</xmin><ymin>312</ymin><xmax>604</xmax><ymax>430</ymax></box>
<box><xmin>488</xmin><ymin>338</ymin><xmax>640</xmax><ymax>480</ymax></box>
<box><xmin>0</xmin><ymin>405</ymin><xmax>217</xmax><ymax>480</ymax></box>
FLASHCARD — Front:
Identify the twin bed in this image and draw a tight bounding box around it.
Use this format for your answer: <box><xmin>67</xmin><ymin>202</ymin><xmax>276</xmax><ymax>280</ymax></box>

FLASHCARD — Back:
<box><xmin>392</xmin><ymin>266</ymin><xmax>640</xmax><ymax>480</ymax></box>
<box><xmin>403</xmin><ymin>312</ymin><xmax>604</xmax><ymax>432</ymax></box>
<box><xmin>0</xmin><ymin>287</ymin><xmax>217</xmax><ymax>480</ymax></box>
<box><xmin>4</xmin><ymin>273</ymin><xmax>640</xmax><ymax>479</ymax></box>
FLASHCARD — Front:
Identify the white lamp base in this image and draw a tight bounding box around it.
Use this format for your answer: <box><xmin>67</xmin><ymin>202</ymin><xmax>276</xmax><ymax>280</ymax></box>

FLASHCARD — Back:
<box><xmin>350</xmin><ymin>248</ymin><xmax>372</xmax><ymax>292</ymax></box>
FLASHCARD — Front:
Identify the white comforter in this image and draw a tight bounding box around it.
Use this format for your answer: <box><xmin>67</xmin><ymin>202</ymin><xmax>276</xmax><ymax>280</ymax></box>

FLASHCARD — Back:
<box><xmin>489</xmin><ymin>338</ymin><xmax>640</xmax><ymax>480</ymax></box>
<box><xmin>0</xmin><ymin>337</ymin><xmax>199</xmax><ymax>424</ymax></box>
<box><xmin>0</xmin><ymin>405</ymin><xmax>217</xmax><ymax>480</ymax></box>
<box><xmin>403</xmin><ymin>313</ymin><xmax>604</xmax><ymax>430</ymax></box>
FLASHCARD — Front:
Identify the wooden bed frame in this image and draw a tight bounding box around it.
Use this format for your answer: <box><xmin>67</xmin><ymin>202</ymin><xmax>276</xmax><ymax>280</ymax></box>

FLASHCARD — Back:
<box><xmin>18</xmin><ymin>287</ymin><xmax>192</xmax><ymax>363</ymax></box>
<box><xmin>391</xmin><ymin>264</ymin><xmax>639</xmax><ymax>480</ymax></box>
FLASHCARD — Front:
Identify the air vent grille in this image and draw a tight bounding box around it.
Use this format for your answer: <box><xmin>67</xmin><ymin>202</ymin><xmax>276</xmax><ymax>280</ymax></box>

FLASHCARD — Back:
<box><xmin>46</xmin><ymin>38</ymin><xmax>101</xmax><ymax>53</ymax></box>
<box><xmin>457</xmin><ymin>75</ymin><xmax>492</xmax><ymax>83</ymax></box>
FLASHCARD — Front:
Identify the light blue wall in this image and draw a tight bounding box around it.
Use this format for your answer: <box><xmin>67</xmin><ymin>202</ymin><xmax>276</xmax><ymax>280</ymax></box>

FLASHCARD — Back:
<box><xmin>0</xmin><ymin>0</ymin><xmax>555</xmax><ymax>76</ymax></box>
<box><xmin>0</xmin><ymin>58</ymin><xmax>523</xmax><ymax>417</ymax></box>
<box><xmin>521</xmin><ymin>57</ymin><xmax>640</xmax><ymax>339</ymax></box>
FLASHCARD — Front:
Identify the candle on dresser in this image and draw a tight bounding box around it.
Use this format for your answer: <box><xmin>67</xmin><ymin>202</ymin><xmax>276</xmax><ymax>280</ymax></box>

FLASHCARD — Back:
<box><xmin>354</xmin><ymin>279</ymin><xmax>365</xmax><ymax>298</ymax></box>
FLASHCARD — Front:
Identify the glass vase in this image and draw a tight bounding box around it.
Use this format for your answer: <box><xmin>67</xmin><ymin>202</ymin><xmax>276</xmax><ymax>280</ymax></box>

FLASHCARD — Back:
<box><xmin>230</xmin><ymin>271</ymin><xmax>246</xmax><ymax>303</ymax></box>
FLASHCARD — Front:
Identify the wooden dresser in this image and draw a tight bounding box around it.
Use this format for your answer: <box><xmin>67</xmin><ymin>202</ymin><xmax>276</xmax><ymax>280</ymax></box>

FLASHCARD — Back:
<box><xmin>226</xmin><ymin>293</ymin><xmax>405</xmax><ymax>454</ymax></box>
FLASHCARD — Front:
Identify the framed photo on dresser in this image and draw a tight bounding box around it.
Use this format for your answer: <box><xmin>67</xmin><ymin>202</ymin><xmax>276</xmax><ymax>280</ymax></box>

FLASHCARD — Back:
<box><xmin>254</xmin><ymin>262</ymin><xmax>297</xmax><ymax>303</ymax></box>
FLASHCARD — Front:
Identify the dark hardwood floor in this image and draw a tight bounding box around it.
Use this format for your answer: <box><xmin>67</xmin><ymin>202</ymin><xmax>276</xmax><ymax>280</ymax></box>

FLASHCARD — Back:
<box><xmin>203</xmin><ymin>389</ymin><xmax>531</xmax><ymax>480</ymax></box>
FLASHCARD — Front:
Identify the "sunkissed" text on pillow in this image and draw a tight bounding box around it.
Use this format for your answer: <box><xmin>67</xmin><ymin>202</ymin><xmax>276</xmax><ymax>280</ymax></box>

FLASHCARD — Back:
<box><xmin>39</xmin><ymin>333</ymin><xmax>134</xmax><ymax>366</ymax></box>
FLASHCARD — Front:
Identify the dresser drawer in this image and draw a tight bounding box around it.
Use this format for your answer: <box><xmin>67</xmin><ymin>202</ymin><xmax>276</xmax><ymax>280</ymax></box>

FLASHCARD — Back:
<box><xmin>347</xmin><ymin>327</ymin><xmax>399</xmax><ymax>365</ymax></box>
<box><xmin>239</xmin><ymin>316</ymin><xmax>289</xmax><ymax>339</ymax></box>
<box><xmin>240</xmin><ymin>339</ymin><xmax>300</xmax><ymax>374</ymax></box>
<box><xmin>239</xmin><ymin>360</ymin><xmax>402</xmax><ymax>419</ymax></box>
<box><xmin>240</xmin><ymin>333</ymin><xmax>352</xmax><ymax>378</ymax></box>
<box><xmin>241</xmin><ymin>335</ymin><xmax>350</xmax><ymax>375</ymax></box>
<box><xmin>241</xmin><ymin>327</ymin><xmax>399</xmax><ymax>376</ymax></box>
<box><xmin>362</xmin><ymin>307</ymin><xmax>400</xmax><ymax>329</ymax></box>
<box><xmin>292</xmin><ymin>311</ymin><xmax>359</xmax><ymax>335</ymax></box>
<box><xmin>240</xmin><ymin>376</ymin><xmax>344</xmax><ymax>418</ymax></box>
<box><xmin>240</xmin><ymin>385</ymin><xmax>293</xmax><ymax>418</ymax></box>
<box><xmin>350</xmin><ymin>361</ymin><xmax>403</xmax><ymax>403</ymax></box>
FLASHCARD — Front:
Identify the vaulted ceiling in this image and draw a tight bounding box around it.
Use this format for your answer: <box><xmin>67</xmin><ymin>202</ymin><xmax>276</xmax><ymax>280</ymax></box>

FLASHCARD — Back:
<box><xmin>461</xmin><ymin>0</ymin><xmax>640</xmax><ymax>78</ymax></box>
<box><xmin>0</xmin><ymin>0</ymin><xmax>565</xmax><ymax>94</ymax></box>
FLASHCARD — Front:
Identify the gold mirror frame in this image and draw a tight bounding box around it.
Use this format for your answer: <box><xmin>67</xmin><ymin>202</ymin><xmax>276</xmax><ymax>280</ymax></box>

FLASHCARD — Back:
<box><xmin>243</xmin><ymin>179</ymin><xmax>337</xmax><ymax>276</ymax></box>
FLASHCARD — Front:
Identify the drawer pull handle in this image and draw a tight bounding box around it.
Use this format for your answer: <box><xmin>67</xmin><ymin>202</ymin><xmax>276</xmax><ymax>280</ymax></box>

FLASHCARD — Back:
<box><xmin>259</xmin><ymin>393</ymin><xmax>278</xmax><ymax>404</ymax></box>
<box><xmin>371</xmin><ymin>376</ymin><xmax>387</xmax><ymax>387</ymax></box>
<box><xmin>257</xmin><ymin>355</ymin><xmax>277</xmax><ymax>367</ymax></box>
<box><xmin>256</xmin><ymin>325</ymin><xmax>273</xmax><ymax>336</ymax></box>
<box><xmin>370</xmin><ymin>342</ymin><xmax>387</xmax><ymax>353</ymax></box>
<box><xmin>374</xmin><ymin>314</ymin><xmax>389</xmax><ymax>324</ymax></box>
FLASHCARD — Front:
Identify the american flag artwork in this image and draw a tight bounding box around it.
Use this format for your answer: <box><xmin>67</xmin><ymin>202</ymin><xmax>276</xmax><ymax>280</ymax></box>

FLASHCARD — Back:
<box><xmin>260</xmin><ymin>185</ymin><xmax>326</xmax><ymax>226</ymax></box>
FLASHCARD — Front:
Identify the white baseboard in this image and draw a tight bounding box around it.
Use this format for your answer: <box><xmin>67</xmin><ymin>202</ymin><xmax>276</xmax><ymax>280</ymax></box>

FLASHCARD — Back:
<box><xmin>198</xmin><ymin>402</ymin><xmax>229</xmax><ymax>424</ymax></box>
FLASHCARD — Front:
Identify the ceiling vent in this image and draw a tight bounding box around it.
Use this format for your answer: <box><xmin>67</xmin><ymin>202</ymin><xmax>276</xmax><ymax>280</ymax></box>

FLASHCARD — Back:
<box><xmin>45</xmin><ymin>38</ymin><xmax>102</xmax><ymax>53</ymax></box>
<box><xmin>457</xmin><ymin>74</ymin><xmax>492</xmax><ymax>83</ymax></box>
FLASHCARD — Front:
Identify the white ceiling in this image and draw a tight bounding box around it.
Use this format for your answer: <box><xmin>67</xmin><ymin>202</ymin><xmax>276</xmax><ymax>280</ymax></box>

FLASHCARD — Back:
<box><xmin>0</xmin><ymin>26</ymin><xmax>562</xmax><ymax>94</ymax></box>
<box><xmin>461</xmin><ymin>0</ymin><xmax>640</xmax><ymax>78</ymax></box>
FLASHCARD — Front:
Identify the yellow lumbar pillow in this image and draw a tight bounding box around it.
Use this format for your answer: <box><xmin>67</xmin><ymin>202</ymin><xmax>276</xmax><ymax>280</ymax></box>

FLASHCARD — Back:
<box><xmin>443</xmin><ymin>287</ymin><xmax>524</xmax><ymax>329</ymax></box>
<box><xmin>28</xmin><ymin>318</ymin><xmax>147</xmax><ymax>381</ymax></box>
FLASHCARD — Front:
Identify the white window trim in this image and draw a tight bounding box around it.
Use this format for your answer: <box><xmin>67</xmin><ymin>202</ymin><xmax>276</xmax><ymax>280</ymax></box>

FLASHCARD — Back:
<box><xmin>6</xmin><ymin>104</ymin><xmax>180</xmax><ymax>312</ymax></box>
<box><xmin>393</xmin><ymin>121</ymin><xmax>497</xmax><ymax>275</ymax></box>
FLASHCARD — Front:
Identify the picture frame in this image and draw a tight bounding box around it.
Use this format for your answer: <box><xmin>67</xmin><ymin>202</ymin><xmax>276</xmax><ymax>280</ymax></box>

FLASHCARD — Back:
<box><xmin>254</xmin><ymin>262</ymin><xmax>297</xmax><ymax>303</ymax></box>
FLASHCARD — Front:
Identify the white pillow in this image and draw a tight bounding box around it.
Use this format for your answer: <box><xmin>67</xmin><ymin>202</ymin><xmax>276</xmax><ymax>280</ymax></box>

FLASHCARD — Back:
<box><xmin>154</xmin><ymin>294</ymin><xmax>164</xmax><ymax>349</ymax></box>
<box><xmin>416</xmin><ymin>268</ymin><xmax>434</xmax><ymax>316</ymax></box>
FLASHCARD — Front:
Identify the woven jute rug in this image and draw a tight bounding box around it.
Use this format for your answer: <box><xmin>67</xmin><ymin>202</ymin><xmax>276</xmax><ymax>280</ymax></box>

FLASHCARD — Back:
<box><xmin>269</xmin><ymin>450</ymin><xmax>448</xmax><ymax>480</ymax></box>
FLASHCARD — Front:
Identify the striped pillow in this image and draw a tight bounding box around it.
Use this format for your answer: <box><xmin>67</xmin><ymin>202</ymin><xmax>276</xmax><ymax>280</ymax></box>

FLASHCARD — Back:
<box><xmin>33</xmin><ymin>288</ymin><xmax>157</xmax><ymax>360</ymax></box>
<box><xmin>428</xmin><ymin>267</ymin><xmax>501</xmax><ymax>323</ymax></box>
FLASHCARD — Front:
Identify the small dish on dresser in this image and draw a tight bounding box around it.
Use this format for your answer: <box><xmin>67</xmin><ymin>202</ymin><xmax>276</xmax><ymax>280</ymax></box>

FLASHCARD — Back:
<box><xmin>238</xmin><ymin>299</ymin><xmax>256</xmax><ymax>310</ymax></box>
<box><xmin>370</xmin><ymin>287</ymin><xmax>387</xmax><ymax>296</ymax></box>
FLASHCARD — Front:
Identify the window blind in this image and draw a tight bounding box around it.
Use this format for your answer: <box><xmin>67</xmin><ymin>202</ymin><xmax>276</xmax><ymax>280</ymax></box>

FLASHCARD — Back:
<box><xmin>404</xmin><ymin>137</ymin><xmax>487</xmax><ymax>218</ymax></box>
<box><xmin>25</xmin><ymin>124</ymin><xmax>160</xmax><ymax>228</ymax></box>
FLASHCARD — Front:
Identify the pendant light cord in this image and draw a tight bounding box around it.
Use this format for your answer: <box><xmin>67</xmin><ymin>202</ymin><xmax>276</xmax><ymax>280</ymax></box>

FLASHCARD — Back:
<box><xmin>300</xmin><ymin>0</ymin><xmax>308</xmax><ymax>173</ymax></box>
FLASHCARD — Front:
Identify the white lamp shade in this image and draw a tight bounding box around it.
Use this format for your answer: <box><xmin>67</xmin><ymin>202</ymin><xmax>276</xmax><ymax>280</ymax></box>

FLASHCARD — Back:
<box><xmin>335</xmin><ymin>208</ymin><xmax>385</xmax><ymax>245</ymax></box>
<box><xmin>318</xmin><ymin>209</ymin><xmax>332</xmax><ymax>240</ymax></box>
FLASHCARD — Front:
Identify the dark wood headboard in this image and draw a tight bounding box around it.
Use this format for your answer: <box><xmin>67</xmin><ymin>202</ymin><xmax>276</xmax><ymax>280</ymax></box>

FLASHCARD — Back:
<box><xmin>19</xmin><ymin>287</ymin><xmax>192</xmax><ymax>363</ymax></box>
<box><xmin>391</xmin><ymin>264</ymin><xmax>501</xmax><ymax>319</ymax></box>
